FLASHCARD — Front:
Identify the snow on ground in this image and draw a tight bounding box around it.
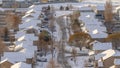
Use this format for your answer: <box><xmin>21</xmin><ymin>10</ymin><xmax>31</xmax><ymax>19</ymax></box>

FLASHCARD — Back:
<box><xmin>55</xmin><ymin>11</ymin><xmax>73</xmax><ymax>18</ymax></box>
<box><xmin>53</xmin><ymin>21</ymin><xmax>62</xmax><ymax>42</ymax></box>
<box><xmin>67</xmin><ymin>56</ymin><xmax>93</xmax><ymax>68</ymax></box>
<box><xmin>35</xmin><ymin>49</ymin><xmax>60</xmax><ymax>68</ymax></box>
<box><xmin>23</xmin><ymin>1</ymin><xmax>120</xmax><ymax>68</ymax></box>
<box><xmin>36</xmin><ymin>54</ymin><xmax>52</xmax><ymax>68</ymax></box>
<box><xmin>64</xmin><ymin>43</ymin><xmax>89</xmax><ymax>54</ymax></box>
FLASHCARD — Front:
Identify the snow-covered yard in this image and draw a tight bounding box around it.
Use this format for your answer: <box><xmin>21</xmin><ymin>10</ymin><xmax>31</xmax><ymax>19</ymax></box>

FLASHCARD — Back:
<box><xmin>67</xmin><ymin>56</ymin><xmax>94</xmax><ymax>68</ymax></box>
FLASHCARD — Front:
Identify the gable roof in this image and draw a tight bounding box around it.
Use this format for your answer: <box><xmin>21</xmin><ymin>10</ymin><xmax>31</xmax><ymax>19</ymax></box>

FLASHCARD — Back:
<box><xmin>17</xmin><ymin>34</ymin><xmax>38</xmax><ymax>42</ymax></box>
<box><xmin>2</xmin><ymin>52</ymin><xmax>26</xmax><ymax>63</ymax></box>
<box><xmin>79</xmin><ymin>12</ymin><xmax>108</xmax><ymax>38</ymax></box>
<box><xmin>95</xmin><ymin>49</ymin><xmax>120</xmax><ymax>61</ymax></box>
<box><xmin>0</xmin><ymin>58</ymin><xmax>14</xmax><ymax>64</ymax></box>
<box><xmin>19</xmin><ymin>19</ymin><xmax>41</xmax><ymax>29</ymax></box>
<box><xmin>93</xmin><ymin>42</ymin><xmax>112</xmax><ymax>50</ymax></box>
<box><xmin>95</xmin><ymin>49</ymin><xmax>115</xmax><ymax>61</ymax></box>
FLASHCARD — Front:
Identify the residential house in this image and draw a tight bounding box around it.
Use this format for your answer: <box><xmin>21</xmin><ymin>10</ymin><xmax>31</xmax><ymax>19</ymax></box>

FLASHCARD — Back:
<box><xmin>1</xmin><ymin>52</ymin><xmax>36</xmax><ymax>64</ymax></box>
<box><xmin>1</xmin><ymin>52</ymin><xmax>26</xmax><ymax>63</ymax></box>
<box><xmin>0</xmin><ymin>59</ymin><xmax>13</xmax><ymax>68</ymax></box>
<box><xmin>94</xmin><ymin>49</ymin><xmax>120</xmax><ymax>68</ymax></box>
<box><xmin>79</xmin><ymin>12</ymin><xmax>108</xmax><ymax>40</ymax></box>
<box><xmin>92</xmin><ymin>41</ymin><xmax>112</xmax><ymax>54</ymax></box>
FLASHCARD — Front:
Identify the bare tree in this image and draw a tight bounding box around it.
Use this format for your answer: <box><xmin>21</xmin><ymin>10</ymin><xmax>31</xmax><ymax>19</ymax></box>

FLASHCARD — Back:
<box><xmin>71</xmin><ymin>19</ymin><xmax>82</xmax><ymax>33</ymax></box>
<box><xmin>3</xmin><ymin>27</ymin><xmax>9</xmax><ymax>41</ymax></box>
<box><xmin>0</xmin><ymin>28</ymin><xmax>5</xmax><ymax>37</ymax></box>
<box><xmin>106</xmin><ymin>33</ymin><xmax>120</xmax><ymax>49</ymax></box>
<box><xmin>5</xmin><ymin>13</ymin><xmax>21</xmax><ymax>30</ymax></box>
<box><xmin>0</xmin><ymin>38</ymin><xmax>7</xmax><ymax>62</ymax></box>
<box><xmin>104</xmin><ymin>0</ymin><xmax>113</xmax><ymax>23</ymax></box>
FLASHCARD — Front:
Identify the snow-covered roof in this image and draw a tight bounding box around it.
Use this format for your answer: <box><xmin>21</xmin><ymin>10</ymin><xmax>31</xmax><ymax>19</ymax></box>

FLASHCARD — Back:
<box><xmin>2</xmin><ymin>52</ymin><xmax>26</xmax><ymax>63</ymax></box>
<box><xmin>17</xmin><ymin>34</ymin><xmax>38</xmax><ymax>42</ymax></box>
<box><xmin>19</xmin><ymin>19</ymin><xmax>41</xmax><ymax>29</ymax></box>
<box><xmin>14</xmin><ymin>41</ymin><xmax>37</xmax><ymax>51</ymax></box>
<box><xmin>79</xmin><ymin>12</ymin><xmax>108</xmax><ymax>38</ymax></box>
<box><xmin>26</xmin><ymin>9</ymin><xmax>36</xmax><ymax>14</ymax></box>
<box><xmin>29</xmin><ymin>5</ymin><xmax>36</xmax><ymax>9</ymax></box>
<box><xmin>15</xmin><ymin>30</ymin><xmax>26</xmax><ymax>39</ymax></box>
<box><xmin>80</xmin><ymin>6</ymin><xmax>93</xmax><ymax>11</ymax></box>
<box><xmin>95</xmin><ymin>49</ymin><xmax>114</xmax><ymax>61</ymax></box>
<box><xmin>14</xmin><ymin>40</ymin><xmax>33</xmax><ymax>46</ymax></box>
<box><xmin>11</xmin><ymin>62</ymin><xmax>31</xmax><ymax>68</ymax></box>
<box><xmin>93</xmin><ymin>42</ymin><xmax>112</xmax><ymax>50</ymax></box>
<box><xmin>0</xmin><ymin>58</ymin><xmax>14</xmax><ymax>64</ymax></box>
<box><xmin>114</xmin><ymin>59</ymin><xmax>120</xmax><ymax>65</ymax></box>
<box><xmin>95</xmin><ymin>49</ymin><xmax>120</xmax><ymax>61</ymax></box>
<box><xmin>20</xmin><ymin>48</ymin><xmax>37</xmax><ymax>58</ymax></box>
<box><xmin>96</xmin><ymin>6</ymin><xmax>105</xmax><ymax>11</ymax></box>
<box><xmin>116</xmin><ymin>6</ymin><xmax>120</xmax><ymax>10</ymax></box>
<box><xmin>90</xmin><ymin>32</ymin><xmax>108</xmax><ymax>38</ymax></box>
<box><xmin>22</xmin><ymin>10</ymin><xmax>40</xmax><ymax>20</ymax></box>
<box><xmin>110</xmin><ymin>65</ymin><xmax>115</xmax><ymax>68</ymax></box>
<box><xmin>28</xmin><ymin>5</ymin><xmax>42</xmax><ymax>11</ymax></box>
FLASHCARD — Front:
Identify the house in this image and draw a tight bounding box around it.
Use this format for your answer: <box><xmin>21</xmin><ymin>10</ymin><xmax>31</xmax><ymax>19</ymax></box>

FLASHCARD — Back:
<box><xmin>11</xmin><ymin>62</ymin><xmax>31</xmax><ymax>68</ymax></box>
<box><xmin>110</xmin><ymin>65</ymin><xmax>116</xmax><ymax>68</ymax></box>
<box><xmin>25</xmin><ymin>26</ymin><xmax>39</xmax><ymax>35</ymax></box>
<box><xmin>26</xmin><ymin>9</ymin><xmax>36</xmax><ymax>14</ymax></box>
<box><xmin>94</xmin><ymin>49</ymin><xmax>120</xmax><ymax>68</ymax></box>
<box><xmin>1</xmin><ymin>52</ymin><xmax>36</xmax><ymax>64</ymax></box>
<box><xmin>19</xmin><ymin>19</ymin><xmax>41</xmax><ymax>30</ymax></box>
<box><xmin>0</xmin><ymin>59</ymin><xmax>13</xmax><ymax>68</ymax></box>
<box><xmin>79</xmin><ymin>12</ymin><xmax>108</xmax><ymax>40</ymax></box>
<box><xmin>94</xmin><ymin>49</ymin><xmax>115</xmax><ymax>68</ymax></box>
<box><xmin>2</xmin><ymin>52</ymin><xmax>26</xmax><ymax>63</ymax></box>
<box><xmin>92</xmin><ymin>41</ymin><xmax>112</xmax><ymax>54</ymax></box>
<box><xmin>14</xmin><ymin>41</ymin><xmax>37</xmax><ymax>52</ymax></box>
<box><xmin>15</xmin><ymin>30</ymin><xmax>26</xmax><ymax>39</ymax></box>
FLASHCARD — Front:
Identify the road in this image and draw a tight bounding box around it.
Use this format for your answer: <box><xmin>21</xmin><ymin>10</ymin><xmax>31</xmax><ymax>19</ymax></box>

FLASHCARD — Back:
<box><xmin>56</xmin><ymin>16</ymin><xmax>71</xmax><ymax>68</ymax></box>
